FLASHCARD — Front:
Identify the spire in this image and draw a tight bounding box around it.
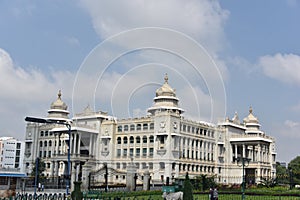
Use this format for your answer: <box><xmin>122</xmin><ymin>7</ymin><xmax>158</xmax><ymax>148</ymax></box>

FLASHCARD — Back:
<box><xmin>249</xmin><ymin>106</ymin><xmax>253</xmax><ymax>114</ymax></box>
<box><xmin>164</xmin><ymin>73</ymin><xmax>168</xmax><ymax>84</ymax></box>
<box><xmin>58</xmin><ymin>90</ymin><xmax>62</xmax><ymax>100</ymax></box>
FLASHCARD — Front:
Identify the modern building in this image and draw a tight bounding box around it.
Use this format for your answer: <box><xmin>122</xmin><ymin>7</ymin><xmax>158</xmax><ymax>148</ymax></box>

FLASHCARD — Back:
<box><xmin>0</xmin><ymin>137</ymin><xmax>26</xmax><ymax>195</ymax></box>
<box><xmin>0</xmin><ymin>137</ymin><xmax>24</xmax><ymax>170</ymax></box>
<box><xmin>23</xmin><ymin>74</ymin><xmax>276</xmax><ymax>191</ymax></box>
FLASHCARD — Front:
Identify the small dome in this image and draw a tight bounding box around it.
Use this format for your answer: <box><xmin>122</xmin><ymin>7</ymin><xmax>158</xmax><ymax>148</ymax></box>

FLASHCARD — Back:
<box><xmin>50</xmin><ymin>90</ymin><xmax>68</xmax><ymax>111</ymax></box>
<box><xmin>243</xmin><ymin>106</ymin><xmax>259</xmax><ymax>124</ymax></box>
<box><xmin>47</xmin><ymin>90</ymin><xmax>69</xmax><ymax>119</ymax></box>
<box><xmin>155</xmin><ymin>73</ymin><xmax>176</xmax><ymax>97</ymax></box>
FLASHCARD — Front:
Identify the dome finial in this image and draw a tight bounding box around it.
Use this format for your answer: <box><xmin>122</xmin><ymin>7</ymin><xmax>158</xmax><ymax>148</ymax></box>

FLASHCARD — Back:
<box><xmin>249</xmin><ymin>106</ymin><xmax>253</xmax><ymax>114</ymax></box>
<box><xmin>58</xmin><ymin>90</ymin><xmax>62</xmax><ymax>99</ymax></box>
<box><xmin>164</xmin><ymin>73</ymin><xmax>168</xmax><ymax>83</ymax></box>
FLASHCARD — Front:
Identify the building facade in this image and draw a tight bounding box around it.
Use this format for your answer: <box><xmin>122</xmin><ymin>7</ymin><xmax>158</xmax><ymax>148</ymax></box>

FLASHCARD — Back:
<box><xmin>0</xmin><ymin>137</ymin><xmax>24</xmax><ymax>171</ymax></box>
<box><xmin>0</xmin><ymin>137</ymin><xmax>25</xmax><ymax>195</ymax></box>
<box><xmin>23</xmin><ymin>75</ymin><xmax>276</xmax><ymax>190</ymax></box>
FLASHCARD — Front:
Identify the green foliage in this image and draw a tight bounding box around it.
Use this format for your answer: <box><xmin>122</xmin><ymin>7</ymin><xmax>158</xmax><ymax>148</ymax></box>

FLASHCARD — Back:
<box><xmin>288</xmin><ymin>156</ymin><xmax>300</xmax><ymax>186</ymax></box>
<box><xmin>258</xmin><ymin>177</ymin><xmax>277</xmax><ymax>188</ymax></box>
<box><xmin>71</xmin><ymin>181</ymin><xmax>83</xmax><ymax>200</ymax></box>
<box><xmin>276</xmin><ymin>162</ymin><xmax>289</xmax><ymax>185</ymax></box>
<box><xmin>183</xmin><ymin>172</ymin><xmax>194</xmax><ymax>200</ymax></box>
<box><xmin>30</xmin><ymin>158</ymin><xmax>46</xmax><ymax>178</ymax></box>
<box><xmin>195</xmin><ymin>174</ymin><xmax>216</xmax><ymax>191</ymax></box>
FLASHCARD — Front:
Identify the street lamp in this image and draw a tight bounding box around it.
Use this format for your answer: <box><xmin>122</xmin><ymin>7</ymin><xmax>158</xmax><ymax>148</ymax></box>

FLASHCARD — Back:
<box><xmin>236</xmin><ymin>157</ymin><xmax>251</xmax><ymax>200</ymax></box>
<box><xmin>25</xmin><ymin>116</ymin><xmax>72</xmax><ymax>195</ymax></box>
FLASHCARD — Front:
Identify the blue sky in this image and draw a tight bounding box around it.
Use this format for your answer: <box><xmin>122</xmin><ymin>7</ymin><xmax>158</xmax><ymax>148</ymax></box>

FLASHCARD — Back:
<box><xmin>0</xmin><ymin>0</ymin><xmax>299</xmax><ymax>163</ymax></box>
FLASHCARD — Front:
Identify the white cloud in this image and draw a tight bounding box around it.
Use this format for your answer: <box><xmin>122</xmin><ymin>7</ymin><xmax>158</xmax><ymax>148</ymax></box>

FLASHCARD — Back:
<box><xmin>0</xmin><ymin>48</ymin><xmax>74</xmax><ymax>140</ymax></box>
<box><xmin>278</xmin><ymin>120</ymin><xmax>300</xmax><ymax>138</ymax></box>
<box><xmin>258</xmin><ymin>53</ymin><xmax>300</xmax><ymax>86</ymax></box>
<box><xmin>80</xmin><ymin>0</ymin><xmax>229</xmax><ymax>53</ymax></box>
<box><xmin>284</xmin><ymin>120</ymin><xmax>299</xmax><ymax>128</ymax></box>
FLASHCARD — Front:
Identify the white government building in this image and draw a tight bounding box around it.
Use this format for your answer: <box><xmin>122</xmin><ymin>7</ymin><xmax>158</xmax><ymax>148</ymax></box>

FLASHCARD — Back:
<box><xmin>23</xmin><ymin>74</ymin><xmax>276</xmax><ymax>190</ymax></box>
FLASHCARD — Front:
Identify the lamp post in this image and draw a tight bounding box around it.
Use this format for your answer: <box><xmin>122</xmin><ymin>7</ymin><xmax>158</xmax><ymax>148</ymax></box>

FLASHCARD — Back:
<box><xmin>236</xmin><ymin>157</ymin><xmax>251</xmax><ymax>200</ymax></box>
<box><xmin>25</xmin><ymin>116</ymin><xmax>72</xmax><ymax>195</ymax></box>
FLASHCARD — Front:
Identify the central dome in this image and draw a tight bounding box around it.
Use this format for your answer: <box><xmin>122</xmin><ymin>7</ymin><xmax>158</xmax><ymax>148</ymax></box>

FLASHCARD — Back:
<box><xmin>155</xmin><ymin>74</ymin><xmax>176</xmax><ymax>97</ymax></box>
<box><xmin>50</xmin><ymin>90</ymin><xmax>68</xmax><ymax>110</ymax></box>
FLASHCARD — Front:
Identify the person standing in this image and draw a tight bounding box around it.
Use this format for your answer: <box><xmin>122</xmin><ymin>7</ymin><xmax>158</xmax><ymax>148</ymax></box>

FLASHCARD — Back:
<box><xmin>213</xmin><ymin>187</ymin><xmax>218</xmax><ymax>200</ymax></box>
<box><xmin>209</xmin><ymin>188</ymin><xmax>214</xmax><ymax>200</ymax></box>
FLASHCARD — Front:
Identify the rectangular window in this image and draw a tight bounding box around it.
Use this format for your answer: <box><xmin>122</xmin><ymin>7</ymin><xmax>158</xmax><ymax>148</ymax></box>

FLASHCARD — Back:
<box><xmin>117</xmin><ymin>126</ymin><xmax>122</xmax><ymax>132</ymax></box>
<box><xmin>117</xmin><ymin>149</ymin><xmax>121</xmax><ymax>157</ymax></box>
<box><xmin>123</xmin><ymin>149</ymin><xmax>127</xmax><ymax>157</ymax></box>
<box><xmin>130</xmin><ymin>124</ymin><xmax>135</xmax><ymax>131</ymax></box>
<box><xmin>143</xmin><ymin>148</ymin><xmax>147</xmax><ymax>157</ymax></box>
<box><xmin>130</xmin><ymin>148</ymin><xmax>134</xmax><ymax>157</ymax></box>
<box><xmin>136</xmin><ymin>148</ymin><xmax>140</xmax><ymax>157</ymax></box>
<box><xmin>150</xmin><ymin>123</ymin><xmax>154</xmax><ymax>130</ymax></box>
<box><xmin>149</xmin><ymin>148</ymin><xmax>154</xmax><ymax>157</ymax></box>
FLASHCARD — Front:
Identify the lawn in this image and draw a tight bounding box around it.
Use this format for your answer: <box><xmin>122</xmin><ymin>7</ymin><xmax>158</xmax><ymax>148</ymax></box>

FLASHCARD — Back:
<box><xmin>84</xmin><ymin>193</ymin><xmax>300</xmax><ymax>200</ymax></box>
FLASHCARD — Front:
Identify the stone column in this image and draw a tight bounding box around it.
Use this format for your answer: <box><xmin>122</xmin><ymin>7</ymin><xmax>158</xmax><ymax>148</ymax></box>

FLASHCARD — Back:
<box><xmin>143</xmin><ymin>170</ymin><xmax>150</xmax><ymax>191</ymax></box>
<box><xmin>78</xmin><ymin>133</ymin><xmax>82</xmax><ymax>155</ymax></box>
<box><xmin>56</xmin><ymin>134</ymin><xmax>59</xmax><ymax>154</ymax></box>
<box><xmin>257</xmin><ymin>144</ymin><xmax>261</xmax><ymax>163</ymax></box>
<box><xmin>71</xmin><ymin>162</ymin><xmax>76</xmax><ymax>192</ymax></box>
<box><xmin>235</xmin><ymin>144</ymin><xmax>238</xmax><ymax>161</ymax></box>
<box><xmin>126</xmin><ymin>160</ymin><xmax>137</xmax><ymax>191</ymax></box>
<box><xmin>81</xmin><ymin>163</ymin><xmax>93</xmax><ymax>191</ymax></box>
<box><xmin>252</xmin><ymin>145</ymin><xmax>255</xmax><ymax>162</ymax></box>
<box><xmin>73</xmin><ymin>133</ymin><xmax>77</xmax><ymax>155</ymax></box>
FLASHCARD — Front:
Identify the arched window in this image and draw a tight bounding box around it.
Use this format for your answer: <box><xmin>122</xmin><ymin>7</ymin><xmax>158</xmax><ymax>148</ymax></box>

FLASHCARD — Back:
<box><xmin>123</xmin><ymin>137</ymin><xmax>128</xmax><ymax>144</ymax></box>
<box><xmin>142</xmin><ymin>136</ymin><xmax>147</xmax><ymax>143</ymax></box>
<box><xmin>143</xmin><ymin>123</ymin><xmax>148</xmax><ymax>130</ymax></box>
<box><xmin>117</xmin><ymin>137</ymin><xmax>121</xmax><ymax>144</ymax></box>
<box><xmin>149</xmin><ymin>135</ymin><xmax>154</xmax><ymax>143</ymax></box>
<box><xmin>44</xmin><ymin>141</ymin><xmax>47</xmax><ymax>147</ymax></box>
<box><xmin>130</xmin><ymin>136</ymin><xmax>134</xmax><ymax>143</ymax></box>
<box><xmin>137</xmin><ymin>124</ymin><xmax>141</xmax><ymax>131</ymax></box>
<box><xmin>39</xmin><ymin>141</ymin><xmax>43</xmax><ymax>147</ymax></box>
<box><xmin>136</xmin><ymin>136</ymin><xmax>141</xmax><ymax>143</ymax></box>
<box><xmin>49</xmin><ymin>140</ymin><xmax>52</xmax><ymax>147</ymax></box>
<box><xmin>124</xmin><ymin>125</ymin><xmax>129</xmax><ymax>131</ymax></box>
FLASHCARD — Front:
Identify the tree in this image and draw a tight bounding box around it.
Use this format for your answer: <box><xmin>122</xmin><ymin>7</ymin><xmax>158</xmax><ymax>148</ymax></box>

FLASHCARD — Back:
<box><xmin>195</xmin><ymin>174</ymin><xmax>216</xmax><ymax>191</ymax></box>
<box><xmin>183</xmin><ymin>172</ymin><xmax>193</xmax><ymax>200</ymax></box>
<box><xmin>275</xmin><ymin>162</ymin><xmax>289</xmax><ymax>185</ymax></box>
<box><xmin>31</xmin><ymin>158</ymin><xmax>46</xmax><ymax>183</ymax></box>
<box><xmin>288</xmin><ymin>156</ymin><xmax>300</xmax><ymax>186</ymax></box>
